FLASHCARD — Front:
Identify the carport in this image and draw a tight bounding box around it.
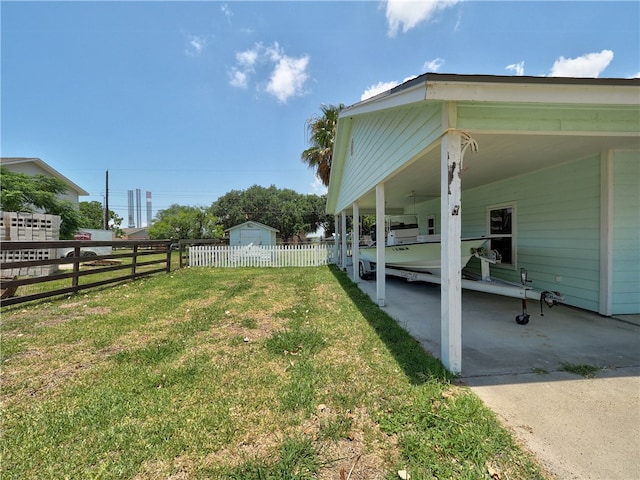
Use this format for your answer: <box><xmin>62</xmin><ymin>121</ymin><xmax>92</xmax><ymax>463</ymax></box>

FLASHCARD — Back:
<box><xmin>326</xmin><ymin>73</ymin><xmax>640</xmax><ymax>373</ymax></box>
<box><xmin>355</xmin><ymin>274</ymin><xmax>640</xmax><ymax>480</ymax></box>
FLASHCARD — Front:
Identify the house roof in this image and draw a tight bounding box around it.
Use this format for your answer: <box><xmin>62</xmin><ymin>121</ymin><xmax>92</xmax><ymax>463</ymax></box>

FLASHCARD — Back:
<box><xmin>0</xmin><ymin>157</ymin><xmax>90</xmax><ymax>196</ymax></box>
<box><xmin>122</xmin><ymin>227</ymin><xmax>148</xmax><ymax>235</ymax></box>
<box><xmin>342</xmin><ymin>73</ymin><xmax>640</xmax><ymax>117</ymax></box>
<box><xmin>327</xmin><ymin>73</ymin><xmax>640</xmax><ymax>215</ymax></box>
<box><xmin>225</xmin><ymin>221</ymin><xmax>279</xmax><ymax>233</ymax></box>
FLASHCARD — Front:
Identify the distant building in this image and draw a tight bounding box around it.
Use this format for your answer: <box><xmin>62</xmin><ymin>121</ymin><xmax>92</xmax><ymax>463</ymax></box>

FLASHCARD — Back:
<box><xmin>1</xmin><ymin>157</ymin><xmax>89</xmax><ymax>209</ymax></box>
<box><xmin>121</xmin><ymin>227</ymin><xmax>149</xmax><ymax>240</ymax></box>
<box><xmin>225</xmin><ymin>221</ymin><xmax>278</xmax><ymax>246</ymax></box>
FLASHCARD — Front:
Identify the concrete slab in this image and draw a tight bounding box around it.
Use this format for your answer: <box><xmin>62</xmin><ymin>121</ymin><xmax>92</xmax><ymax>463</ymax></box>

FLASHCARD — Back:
<box><xmin>354</xmin><ymin>275</ymin><xmax>640</xmax><ymax>480</ymax></box>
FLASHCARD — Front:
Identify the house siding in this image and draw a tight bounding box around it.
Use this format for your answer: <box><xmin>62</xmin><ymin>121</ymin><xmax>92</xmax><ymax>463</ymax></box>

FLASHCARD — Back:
<box><xmin>458</xmin><ymin>103</ymin><xmax>640</xmax><ymax>133</ymax></box>
<box><xmin>415</xmin><ymin>155</ymin><xmax>603</xmax><ymax>312</ymax></box>
<box><xmin>336</xmin><ymin>103</ymin><xmax>442</xmax><ymax>212</ymax></box>
<box><xmin>612</xmin><ymin>150</ymin><xmax>640</xmax><ymax>314</ymax></box>
<box><xmin>1</xmin><ymin>161</ymin><xmax>81</xmax><ymax>208</ymax></box>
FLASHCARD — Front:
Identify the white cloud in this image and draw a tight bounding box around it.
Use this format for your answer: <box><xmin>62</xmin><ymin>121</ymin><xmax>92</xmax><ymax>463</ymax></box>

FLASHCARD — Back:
<box><xmin>506</xmin><ymin>61</ymin><xmax>525</xmax><ymax>76</ymax></box>
<box><xmin>631</xmin><ymin>72</ymin><xmax>640</xmax><ymax>79</ymax></box>
<box><xmin>228</xmin><ymin>68</ymin><xmax>249</xmax><ymax>89</ymax></box>
<box><xmin>361</xmin><ymin>81</ymin><xmax>400</xmax><ymax>101</ymax></box>
<box><xmin>550</xmin><ymin>49</ymin><xmax>614</xmax><ymax>77</ymax></box>
<box><xmin>265</xmin><ymin>42</ymin><xmax>285</xmax><ymax>63</ymax></box>
<box><xmin>360</xmin><ymin>75</ymin><xmax>418</xmax><ymax>101</ymax></box>
<box><xmin>424</xmin><ymin>57</ymin><xmax>444</xmax><ymax>72</ymax></box>
<box><xmin>221</xmin><ymin>3</ymin><xmax>233</xmax><ymax>23</ymax></box>
<box><xmin>266</xmin><ymin>55</ymin><xmax>310</xmax><ymax>104</ymax></box>
<box><xmin>185</xmin><ymin>35</ymin><xmax>207</xmax><ymax>57</ymax></box>
<box><xmin>236</xmin><ymin>47</ymin><xmax>259</xmax><ymax>68</ymax></box>
<box><xmin>310</xmin><ymin>177</ymin><xmax>327</xmax><ymax>195</ymax></box>
<box><xmin>228</xmin><ymin>42</ymin><xmax>311</xmax><ymax>103</ymax></box>
<box><xmin>386</xmin><ymin>0</ymin><xmax>460</xmax><ymax>37</ymax></box>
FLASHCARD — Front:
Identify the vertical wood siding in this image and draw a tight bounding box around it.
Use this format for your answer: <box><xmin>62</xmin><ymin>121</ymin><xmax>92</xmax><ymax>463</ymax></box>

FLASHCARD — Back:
<box><xmin>612</xmin><ymin>151</ymin><xmax>640</xmax><ymax>314</ymax></box>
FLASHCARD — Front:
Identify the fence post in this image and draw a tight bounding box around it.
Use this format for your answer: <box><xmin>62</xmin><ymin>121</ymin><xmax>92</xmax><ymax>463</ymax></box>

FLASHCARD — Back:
<box><xmin>166</xmin><ymin>243</ymin><xmax>171</xmax><ymax>272</ymax></box>
<box><xmin>72</xmin><ymin>246</ymin><xmax>81</xmax><ymax>293</ymax></box>
<box><xmin>131</xmin><ymin>245</ymin><xmax>138</xmax><ymax>279</ymax></box>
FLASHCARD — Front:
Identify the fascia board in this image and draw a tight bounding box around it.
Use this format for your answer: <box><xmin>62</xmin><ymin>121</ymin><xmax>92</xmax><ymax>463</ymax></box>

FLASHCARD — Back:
<box><xmin>425</xmin><ymin>80</ymin><xmax>640</xmax><ymax>106</ymax></box>
<box><xmin>339</xmin><ymin>82</ymin><xmax>427</xmax><ymax>118</ymax></box>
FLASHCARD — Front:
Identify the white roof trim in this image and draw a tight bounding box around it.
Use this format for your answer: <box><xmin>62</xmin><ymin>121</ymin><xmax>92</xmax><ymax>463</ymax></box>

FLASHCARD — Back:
<box><xmin>225</xmin><ymin>221</ymin><xmax>279</xmax><ymax>233</ymax></box>
<box><xmin>339</xmin><ymin>73</ymin><xmax>640</xmax><ymax>120</ymax></box>
<box><xmin>425</xmin><ymin>80</ymin><xmax>639</xmax><ymax>105</ymax></box>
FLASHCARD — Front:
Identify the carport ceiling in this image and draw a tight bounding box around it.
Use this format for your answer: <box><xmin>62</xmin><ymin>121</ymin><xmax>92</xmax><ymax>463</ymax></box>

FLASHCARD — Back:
<box><xmin>354</xmin><ymin>132</ymin><xmax>640</xmax><ymax>213</ymax></box>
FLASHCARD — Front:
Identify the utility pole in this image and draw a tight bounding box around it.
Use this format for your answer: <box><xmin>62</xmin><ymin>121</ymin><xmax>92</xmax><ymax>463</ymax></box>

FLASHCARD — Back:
<box><xmin>104</xmin><ymin>170</ymin><xmax>109</xmax><ymax>230</ymax></box>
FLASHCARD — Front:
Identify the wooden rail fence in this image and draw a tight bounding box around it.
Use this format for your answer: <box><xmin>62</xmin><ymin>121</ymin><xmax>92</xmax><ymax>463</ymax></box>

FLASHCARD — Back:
<box><xmin>1</xmin><ymin>240</ymin><xmax>172</xmax><ymax>307</ymax></box>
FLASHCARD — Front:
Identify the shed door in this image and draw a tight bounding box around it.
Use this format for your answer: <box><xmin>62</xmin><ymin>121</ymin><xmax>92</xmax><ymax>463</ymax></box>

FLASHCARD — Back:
<box><xmin>240</xmin><ymin>229</ymin><xmax>261</xmax><ymax>246</ymax></box>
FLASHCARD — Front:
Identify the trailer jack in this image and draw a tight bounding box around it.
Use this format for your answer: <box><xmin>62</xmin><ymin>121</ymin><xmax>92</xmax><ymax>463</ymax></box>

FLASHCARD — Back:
<box><xmin>515</xmin><ymin>268</ymin><xmax>562</xmax><ymax>324</ymax></box>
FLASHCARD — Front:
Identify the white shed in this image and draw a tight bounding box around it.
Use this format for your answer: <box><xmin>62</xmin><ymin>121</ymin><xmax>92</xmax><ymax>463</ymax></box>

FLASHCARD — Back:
<box><xmin>225</xmin><ymin>221</ymin><xmax>278</xmax><ymax>247</ymax></box>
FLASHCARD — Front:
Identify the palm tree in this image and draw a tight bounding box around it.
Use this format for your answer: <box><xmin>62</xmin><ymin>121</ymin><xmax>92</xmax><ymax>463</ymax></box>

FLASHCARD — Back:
<box><xmin>301</xmin><ymin>103</ymin><xmax>344</xmax><ymax>186</ymax></box>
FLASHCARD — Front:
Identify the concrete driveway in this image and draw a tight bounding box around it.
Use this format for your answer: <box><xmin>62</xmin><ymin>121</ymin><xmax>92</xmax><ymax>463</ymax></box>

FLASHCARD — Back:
<box><xmin>354</xmin><ymin>275</ymin><xmax>640</xmax><ymax>480</ymax></box>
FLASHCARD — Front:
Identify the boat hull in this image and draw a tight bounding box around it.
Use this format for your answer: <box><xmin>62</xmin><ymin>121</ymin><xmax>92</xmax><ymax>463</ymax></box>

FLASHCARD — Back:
<box><xmin>359</xmin><ymin>238</ymin><xmax>487</xmax><ymax>273</ymax></box>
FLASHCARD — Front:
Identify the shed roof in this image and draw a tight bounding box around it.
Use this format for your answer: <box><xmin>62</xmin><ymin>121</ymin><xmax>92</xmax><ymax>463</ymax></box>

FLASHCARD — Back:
<box><xmin>224</xmin><ymin>221</ymin><xmax>279</xmax><ymax>233</ymax></box>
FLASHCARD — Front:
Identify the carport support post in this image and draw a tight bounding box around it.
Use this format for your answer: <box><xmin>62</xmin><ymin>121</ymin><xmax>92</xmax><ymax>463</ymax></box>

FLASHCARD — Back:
<box><xmin>333</xmin><ymin>215</ymin><xmax>339</xmax><ymax>265</ymax></box>
<box><xmin>341</xmin><ymin>210</ymin><xmax>348</xmax><ymax>271</ymax></box>
<box><xmin>441</xmin><ymin>130</ymin><xmax>463</xmax><ymax>374</ymax></box>
<box><xmin>375</xmin><ymin>183</ymin><xmax>386</xmax><ymax>307</ymax></box>
<box><xmin>352</xmin><ymin>201</ymin><xmax>360</xmax><ymax>283</ymax></box>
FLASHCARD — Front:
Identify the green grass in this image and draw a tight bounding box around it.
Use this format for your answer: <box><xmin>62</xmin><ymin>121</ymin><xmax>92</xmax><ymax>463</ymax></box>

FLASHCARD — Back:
<box><xmin>5</xmin><ymin>249</ymin><xmax>178</xmax><ymax>300</ymax></box>
<box><xmin>560</xmin><ymin>362</ymin><xmax>602</xmax><ymax>378</ymax></box>
<box><xmin>1</xmin><ymin>265</ymin><xmax>548</xmax><ymax>479</ymax></box>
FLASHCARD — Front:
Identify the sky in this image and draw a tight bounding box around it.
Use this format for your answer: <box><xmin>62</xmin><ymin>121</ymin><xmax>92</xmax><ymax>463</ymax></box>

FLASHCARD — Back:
<box><xmin>2</xmin><ymin>1</ymin><xmax>639</xmax><ymax>227</ymax></box>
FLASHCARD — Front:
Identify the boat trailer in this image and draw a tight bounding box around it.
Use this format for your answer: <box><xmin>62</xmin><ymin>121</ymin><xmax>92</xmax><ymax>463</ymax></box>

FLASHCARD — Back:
<box><xmin>359</xmin><ymin>253</ymin><xmax>564</xmax><ymax>325</ymax></box>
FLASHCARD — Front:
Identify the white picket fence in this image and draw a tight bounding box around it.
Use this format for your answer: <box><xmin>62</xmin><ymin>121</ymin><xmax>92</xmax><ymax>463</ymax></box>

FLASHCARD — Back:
<box><xmin>188</xmin><ymin>244</ymin><xmax>336</xmax><ymax>268</ymax></box>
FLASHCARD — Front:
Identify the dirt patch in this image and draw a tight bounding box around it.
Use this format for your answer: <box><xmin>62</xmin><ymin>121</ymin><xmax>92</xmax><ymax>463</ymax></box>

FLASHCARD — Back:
<box><xmin>315</xmin><ymin>407</ymin><xmax>399</xmax><ymax>480</ymax></box>
<box><xmin>1</xmin><ymin>339</ymin><xmax>119</xmax><ymax>405</ymax></box>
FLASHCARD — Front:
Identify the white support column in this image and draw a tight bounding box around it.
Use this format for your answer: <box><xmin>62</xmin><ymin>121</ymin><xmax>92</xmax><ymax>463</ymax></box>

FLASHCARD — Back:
<box><xmin>440</xmin><ymin>130</ymin><xmax>464</xmax><ymax>374</ymax></box>
<box><xmin>341</xmin><ymin>210</ymin><xmax>348</xmax><ymax>271</ymax></box>
<box><xmin>352</xmin><ymin>201</ymin><xmax>360</xmax><ymax>283</ymax></box>
<box><xmin>375</xmin><ymin>183</ymin><xmax>386</xmax><ymax>307</ymax></box>
<box><xmin>599</xmin><ymin>150</ymin><xmax>614</xmax><ymax>316</ymax></box>
<box><xmin>333</xmin><ymin>215</ymin><xmax>339</xmax><ymax>265</ymax></box>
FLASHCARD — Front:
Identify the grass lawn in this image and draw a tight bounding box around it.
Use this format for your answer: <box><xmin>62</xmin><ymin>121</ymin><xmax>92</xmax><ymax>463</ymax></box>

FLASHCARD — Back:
<box><xmin>1</xmin><ymin>265</ymin><xmax>547</xmax><ymax>479</ymax></box>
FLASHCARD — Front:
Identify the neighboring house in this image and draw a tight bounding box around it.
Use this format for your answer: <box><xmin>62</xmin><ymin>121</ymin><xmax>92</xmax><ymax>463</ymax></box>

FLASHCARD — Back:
<box><xmin>1</xmin><ymin>157</ymin><xmax>89</xmax><ymax>209</ymax></box>
<box><xmin>225</xmin><ymin>221</ymin><xmax>278</xmax><ymax>246</ymax></box>
<box><xmin>121</xmin><ymin>227</ymin><xmax>149</xmax><ymax>240</ymax></box>
<box><xmin>326</xmin><ymin>73</ymin><xmax>639</xmax><ymax>372</ymax></box>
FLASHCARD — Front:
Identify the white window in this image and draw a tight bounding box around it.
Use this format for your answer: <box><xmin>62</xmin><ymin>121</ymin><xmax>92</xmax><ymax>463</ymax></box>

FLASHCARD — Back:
<box><xmin>487</xmin><ymin>203</ymin><xmax>516</xmax><ymax>267</ymax></box>
<box><xmin>425</xmin><ymin>215</ymin><xmax>436</xmax><ymax>235</ymax></box>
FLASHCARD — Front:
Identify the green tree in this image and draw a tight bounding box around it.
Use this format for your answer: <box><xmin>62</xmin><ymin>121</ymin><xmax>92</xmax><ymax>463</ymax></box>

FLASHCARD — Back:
<box><xmin>147</xmin><ymin>204</ymin><xmax>222</xmax><ymax>240</ymax></box>
<box><xmin>210</xmin><ymin>185</ymin><xmax>332</xmax><ymax>241</ymax></box>
<box><xmin>301</xmin><ymin>103</ymin><xmax>344</xmax><ymax>186</ymax></box>
<box><xmin>0</xmin><ymin>166</ymin><xmax>81</xmax><ymax>239</ymax></box>
<box><xmin>78</xmin><ymin>201</ymin><xmax>124</xmax><ymax>235</ymax></box>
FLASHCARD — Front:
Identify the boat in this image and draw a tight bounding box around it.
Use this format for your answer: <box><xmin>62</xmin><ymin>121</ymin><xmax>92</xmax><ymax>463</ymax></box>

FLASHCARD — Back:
<box><xmin>358</xmin><ymin>215</ymin><xmax>488</xmax><ymax>275</ymax></box>
<box><xmin>357</xmin><ymin>215</ymin><xmax>563</xmax><ymax>324</ymax></box>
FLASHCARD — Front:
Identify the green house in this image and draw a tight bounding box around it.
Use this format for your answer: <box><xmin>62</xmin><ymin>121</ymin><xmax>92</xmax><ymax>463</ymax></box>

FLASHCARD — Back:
<box><xmin>326</xmin><ymin>73</ymin><xmax>639</xmax><ymax>372</ymax></box>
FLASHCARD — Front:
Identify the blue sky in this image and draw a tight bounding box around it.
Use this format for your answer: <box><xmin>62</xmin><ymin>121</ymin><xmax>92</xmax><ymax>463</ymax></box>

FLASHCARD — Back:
<box><xmin>2</xmin><ymin>1</ymin><xmax>638</xmax><ymax>226</ymax></box>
